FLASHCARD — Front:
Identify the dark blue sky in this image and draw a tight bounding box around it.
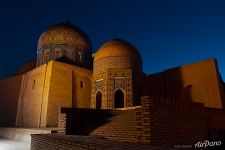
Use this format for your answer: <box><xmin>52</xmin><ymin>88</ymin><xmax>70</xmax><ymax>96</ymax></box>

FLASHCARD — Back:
<box><xmin>1</xmin><ymin>0</ymin><xmax>225</xmax><ymax>79</ymax></box>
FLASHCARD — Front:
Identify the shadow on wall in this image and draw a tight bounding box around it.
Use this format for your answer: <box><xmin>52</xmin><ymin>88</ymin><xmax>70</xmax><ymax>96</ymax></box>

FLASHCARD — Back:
<box><xmin>0</xmin><ymin>75</ymin><xmax>23</xmax><ymax>127</ymax></box>
<box><xmin>61</xmin><ymin>108</ymin><xmax>116</xmax><ymax>135</ymax></box>
<box><xmin>206</xmin><ymin>107</ymin><xmax>225</xmax><ymax>149</ymax></box>
<box><xmin>142</xmin><ymin>67</ymin><xmax>192</xmax><ymax>102</ymax></box>
<box><xmin>208</xmin><ymin>129</ymin><xmax>225</xmax><ymax>149</ymax></box>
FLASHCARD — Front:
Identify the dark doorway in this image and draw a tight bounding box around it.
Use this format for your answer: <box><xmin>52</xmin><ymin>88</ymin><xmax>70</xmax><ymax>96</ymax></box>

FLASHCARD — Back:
<box><xmin>114</xmin><ymin>89</ymin><xmax>124</xmax><ymax>108</ymax></box>
<box><xmin>96</xmin><ymin>91</ymin><xmax>102</xmax><ymax>109</ymax></box>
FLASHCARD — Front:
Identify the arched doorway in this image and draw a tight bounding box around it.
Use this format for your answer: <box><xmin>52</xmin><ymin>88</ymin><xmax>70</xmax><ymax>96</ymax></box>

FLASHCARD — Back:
<box><xmin>96</xmin><ymin>91</ymin><xmax>102</xmax><ymax>109</ymax></box>
<box><xmin>114</xmin><ymin>89</ymin><xmax>124</xmax><ymax>108</ymax></box>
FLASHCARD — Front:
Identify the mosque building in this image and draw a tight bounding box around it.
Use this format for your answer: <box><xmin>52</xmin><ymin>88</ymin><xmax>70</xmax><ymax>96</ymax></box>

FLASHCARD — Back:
<box><xmin>0</xmin><ymin>22</ymin><xmax>225</xmax><ymax>148</ymax></box>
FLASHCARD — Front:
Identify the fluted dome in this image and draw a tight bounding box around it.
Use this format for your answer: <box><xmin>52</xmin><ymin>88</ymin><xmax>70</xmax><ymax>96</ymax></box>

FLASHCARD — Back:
<box><xmin>36</xmin><ymin>22</ymin><xmax>92</xmax><ymax>68</ymax></box>
<box><xmin>93</xmin><ymin>39</ymin><xmax>142</xmax><ymax>74</ymax></box>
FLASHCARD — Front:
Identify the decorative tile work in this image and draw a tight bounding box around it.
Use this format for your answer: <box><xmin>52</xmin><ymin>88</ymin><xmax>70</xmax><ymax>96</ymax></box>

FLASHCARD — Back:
<box><xmin>96</xmin><ymin>80</ymin><xmax>104</xmax><ymax>90</ymax></box>
<box><xmin>38</xmin><ymin>23</ymin><xmax>90</xmax><ymax>50</ymax></box>
<box><xmin>36</xmin><ymin>23</ymin><xmax>92</xmax><ymax>68</ymax></box>
<box><xmin>93</xmin><ymin>56</ymin><xmax>142</xmax><ymax>74</ymax></box>
<box><xmin>91</xmin><ymin>69</ymin><xmax>134</xmax><ymax>109</ymax></box>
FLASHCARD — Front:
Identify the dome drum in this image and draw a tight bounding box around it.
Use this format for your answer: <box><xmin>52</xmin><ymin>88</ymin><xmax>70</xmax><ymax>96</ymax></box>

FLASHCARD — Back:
<box><xmin>37</xmin><ymin>43</ymin><xmax>91</xmax><ymax>67</ymax></box>
<box><xmin>93</xmin><ymin>56</ymin><xmax>142</xmax><ymax>74</ymax></box>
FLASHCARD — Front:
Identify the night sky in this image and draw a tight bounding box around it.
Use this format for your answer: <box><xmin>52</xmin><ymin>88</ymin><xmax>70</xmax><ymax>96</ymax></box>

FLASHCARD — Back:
<box><xmin>1</xmin><ymin>0</ymin><xmax>225</xmax><ymax>79</ymax></box>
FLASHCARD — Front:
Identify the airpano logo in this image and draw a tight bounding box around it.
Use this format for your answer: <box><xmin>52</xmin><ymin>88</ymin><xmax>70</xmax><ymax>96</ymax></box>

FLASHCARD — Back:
<box><xmin>174</xmin><ymin>140</ymin><xmax>222</xmax><ymax>149</ymax></box>
<box><xmin>194</xmin><ymin>140</ymin><xmax>221</xmax><ymax>148</ymax></box>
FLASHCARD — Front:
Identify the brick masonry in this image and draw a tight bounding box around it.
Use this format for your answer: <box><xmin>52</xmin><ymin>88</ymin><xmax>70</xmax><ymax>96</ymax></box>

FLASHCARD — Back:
<box><xmin>143</xmin><ymin>58</ymin><xmax>225</xmax><ymax>109</ymax></box>
<box><xmin>0</xmin><ymin>75</ymin><xmax>23</xmax><ymax>126</ymax></box>
<box><xmin>31</xmin><ymin>134</ymin><xmax>174</xmax><ymax>150</ymax></box>
<box><xmin>55</xmin><ymin>96</ymin><xmax>208</xmax><ymax>146</ymax></box>
<box><xmin>57</xmin><ymin>108</ymin><xmax>138</xmax><ymax>143</ymax></box>
<box><xmin>57</xmin><ymin>113</ymin><xmax>66</xmax><ymax>134</ymax></box>
<box><xmin>137</xmin><ymin>96</ymin><xmax>207</xmax><ymax>145</ymax></box>
<box><xmin>0</xmin><ymin>127</ymin><xmax>57</xmax><ymax>142</ymax></box>
<box><xmin>90</xmin><ymin>109</ymin><xmax>137</xmax><ymax>142</ymax></box>
<box><xmin>15</xmin><ymin>60</ymin><xmax>92</xmax><ymax>128</ymax></box>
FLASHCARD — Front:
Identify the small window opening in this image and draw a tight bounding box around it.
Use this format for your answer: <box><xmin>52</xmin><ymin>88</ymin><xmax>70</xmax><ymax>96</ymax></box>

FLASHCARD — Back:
<box><xmin>80</xmin><ymin>81</ymin><xmax>84</xmax><ymax>88</ymax></box>
<box><xmin>32</xmin><ymin>80</ymin><xmax>36</xmax><ymax>89</ymax></box>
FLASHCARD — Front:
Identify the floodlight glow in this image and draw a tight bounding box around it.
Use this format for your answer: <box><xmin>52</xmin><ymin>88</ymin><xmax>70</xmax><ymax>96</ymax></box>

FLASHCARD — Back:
<box><xmin>0</xmin><ymin>139</ymin><xmax>30</xmax><ymax>150</ymax></box>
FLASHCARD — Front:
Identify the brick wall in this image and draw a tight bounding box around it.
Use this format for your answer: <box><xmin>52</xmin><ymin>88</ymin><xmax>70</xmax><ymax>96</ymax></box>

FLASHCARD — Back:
<box><xmin>16</xmin><ymin>61</ymin><xmax>92</xmax><ymax>128</ymax></box>
<box><xmin>57</xmin><ymin>113</ymin><xmax>67</xmax><ymax>134</ymax></box>
<box><xmin>47</xmin><ymin>61</ymin><xmax>92</xmax><ymax>127</ymax></box>
<box><xmin>144</xmin><ymin>58</ymin><xmax>224</xmax><ymax>109</ymax></box>
<box><xmin>90</xmin><ymin>109</ymin><xmax>137</xmax><ymax>142</ymax></box>
<box><xmin>206</xmin><ymin>108</ymin><xmax>225</xmax><ymax>129</ymax></box>
<box><xmin>16</xmin><ymin>63</ymin><xmax>51</xmax><ymax>127</ymax></box>
<box><xmin>46</xmin><ymin>61</ymin><xmax>73</xmax><ymax>127</ymax></box>
<box><xmin>31</xmin><ymin>134</ymin><xmax>164</xmax><ymax>150</ymax></box>
<box><xmin>31</xmin><ymin>134</ymin><xmax>94</xmax><ymax>150</ymax></box>
<box><xmin>0</xmin><ymin>75</ymin><xmax>23</xmax><ymax>126</ymax></box>
<box><xmin>57</xmin><ymin>96</ymin><xmax>207</xmax><ymax>145</ymax></box>
<box><xmin>206</xmin><ymin>108</ymin><xmax>225</xmax><ymax>146</ymax></box>
<box><xmin>137</xmin><ymin>96</ymin><xmax>207</xmax><ymax>145</ymax></box>
<box><xmin>58</xmin><ymin>108</ymin><xmax>138</xmax><ymax>143</ymax></box>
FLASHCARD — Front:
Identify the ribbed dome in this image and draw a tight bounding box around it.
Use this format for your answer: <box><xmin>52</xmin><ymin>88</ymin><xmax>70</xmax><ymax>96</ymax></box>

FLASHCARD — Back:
<box><xmin>94</xmin><ymin>39</ymin><xmax>140</xmax><ymax>61</ymax></box>
<box><xmin>38</xmin><ymin>23</ymin><xmax>91</xmax><ymax>50</ymax></box>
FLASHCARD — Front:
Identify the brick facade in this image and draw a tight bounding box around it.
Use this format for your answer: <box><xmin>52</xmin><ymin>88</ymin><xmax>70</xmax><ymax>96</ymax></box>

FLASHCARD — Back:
<box><xmin>91</xmin><ymin>69</ymin><xmax>134</xmax><ymax>109</ymax></box>
<box><xmin>57</xmin><ymin>108</ymin><xmax>138</xmax><ymax>142</ymax></box>
<box><xmin>56</xmin><ymin>96</ymin><xmax>207</xmax><ymax>145</ymax></box>
<box><xmin>143</xmin><ymin>58</ymin><xmax>225</xmax><ymax>109</ymax></box>
<box><xmin>57</xmin><ymin>113</ymin><xmax>67</xmax><ymax>134</ymax></box>
<box><xmin>31</xmin><ymin>134</ymin><xmax>170</xmax><ymax>150</ymax></box>
<box><xmin>0</xmin><ymin>75</ymin><xmax>23</xmax><ymax>126</ymax></box>
<box><xmin>137</xmin><ymin>96</ymin><xmax>207</xmax><ymax>145</ymax></box>
<box><xmin>16</xmin><ymin>61</ymin><xmax>92</xmax><ymax>128</ymax></box>
<box><xmin>90</xmin><ymin>109</ymin><xmax>138</xmax><ymax>142</ymax></box>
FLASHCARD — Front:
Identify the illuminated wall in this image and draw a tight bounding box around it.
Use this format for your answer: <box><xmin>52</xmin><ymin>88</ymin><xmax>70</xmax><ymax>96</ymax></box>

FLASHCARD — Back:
<box><xmin>46</xmin><ymin>61</ymin><xmax>92</xmax><ymax>127</ymax></box>
<box><xmin>144</xmin><ymin>58</ymin><xmax>224</xmax><ymax>108</ymax></box>
<box><xmin>16</xmin><ymin>60</ymin><xmax>92</xmax><ymax>127</ymax></box>
<box><xmin>16</xmin><ymin>63</ymin><xmax>51</xmax><ymax>127</ymax></box>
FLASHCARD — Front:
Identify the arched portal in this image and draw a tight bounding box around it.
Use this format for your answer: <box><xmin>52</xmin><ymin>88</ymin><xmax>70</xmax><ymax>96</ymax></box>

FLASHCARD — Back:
<box><xmin>96</xmin><ymin>91</ymin><xmax>102</xmax><ymax>109</ymax></box>
<box><xmin>114</xmin><ymin>89</ymin><xmax>124</xmax><ymax>108</ymax></box>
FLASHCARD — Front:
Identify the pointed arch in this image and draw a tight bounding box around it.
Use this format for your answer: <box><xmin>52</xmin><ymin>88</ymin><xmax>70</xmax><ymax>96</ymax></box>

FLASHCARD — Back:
<box><xmin>114</xmin><ymin>89</ymin><xmax>125</xmax><ymax>108</ymax></box>
<box><xmin>96</xmin><ymin>90</ymin><xmax>102</xmax><ymax>109</ymax></box>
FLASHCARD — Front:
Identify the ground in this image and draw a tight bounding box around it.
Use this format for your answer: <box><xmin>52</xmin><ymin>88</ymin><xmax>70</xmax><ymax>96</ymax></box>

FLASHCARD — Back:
<box><xmin>0</xmin><ymin>137</ymin><xmax>30</xmax><ymax>150</ymax></box>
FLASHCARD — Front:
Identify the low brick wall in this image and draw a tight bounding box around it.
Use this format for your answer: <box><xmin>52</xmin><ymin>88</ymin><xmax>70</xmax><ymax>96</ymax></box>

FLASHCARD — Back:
<box><xmin>58</xmin><ymin>108</ymin><xmax>138</xmax><ymax>143</ymax></box>
<box><xmin>31</xmin><ymin>134</ymin><xmax>170</xmax><ymax>150</ymax></box>
<box><xmin>206</xmin><ymin>108</ymin><xmax>225</xmax><ymax>146</ymax></box>
<box><xmin>58</xmin><ymin>113</ymin><xmax>66</xmax><ymax>134</ymax></box>
<box><xmin>90</xmin><ymin>110</ymin><xmax>137</xmax><ymax>142</ymax></box>
<box><xmin>57</xmin><ymin>96</ymin><xmax>207</xmax><ymax>145</ymax></box>
<box><xmin>138</xmin><ymin>96</ymin><xmax>207</xmax><ymax>145</ymax></box>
